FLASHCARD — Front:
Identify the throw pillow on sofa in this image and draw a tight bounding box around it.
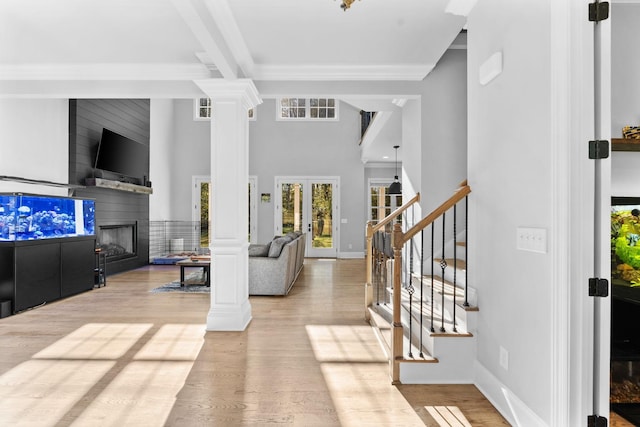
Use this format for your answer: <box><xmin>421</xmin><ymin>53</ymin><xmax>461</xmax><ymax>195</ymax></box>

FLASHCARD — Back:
<box><xmin>249</xmin><ymin>243</ymin><xmax>270</xmax><ymax>257</ymax></box>
<box><xmin>268</xmin><ymin>236</ymin><xmax>291</xmax><ymax>258</ymax></box>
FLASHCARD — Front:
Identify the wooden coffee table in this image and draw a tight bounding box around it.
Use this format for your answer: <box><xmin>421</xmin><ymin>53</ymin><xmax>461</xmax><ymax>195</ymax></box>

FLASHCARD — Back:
<box><xmin>176</xmin><ymin>259</ymin><xmax>210</xmax><ymax>287</ymax></box>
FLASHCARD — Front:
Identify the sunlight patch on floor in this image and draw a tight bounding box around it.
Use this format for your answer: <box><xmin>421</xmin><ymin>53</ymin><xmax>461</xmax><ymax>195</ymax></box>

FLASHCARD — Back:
<box><xmin>425</xmin><ymin>406</ymin><xmax>472</xmax><ymax>427</ymax></box>
<box><xmin>134</xmin><ymin>324</ymin><xmax>205</xmax><ymax>361</ymax></box>
<box><xmin>71</xmin><ymin>361</ymin><xmax>193</xmax><ymax>427</ymax></box>
<box><xmin>33</xmin><ymin>323</ymin><xmax>153</xmax><ymax>360</ymax></box>
<box><xmin>306</xmin><ymin>325</ymin><xmax>388</xmax><ymax>363</ymax></box>
<box><xmin>321</xmin><ymin>363</ymin><xmax>425</xmax><ymax>426</ymax></box>
<box><xmin>0</xmin><ymin>360</ymin><xmax>115</xmax><ymax>425</ymax></box>
<box><xmin>0</xmin><ymin>323</ymin><xmax>204</xmax><ymax>426</ymax></box>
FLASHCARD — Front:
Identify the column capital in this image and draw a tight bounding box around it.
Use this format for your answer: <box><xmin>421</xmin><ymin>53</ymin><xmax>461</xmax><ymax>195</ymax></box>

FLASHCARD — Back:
<box><xmin>194</xmin><ymin>79</ymin><xmax>262</xmax><ymax>110</ymax></box>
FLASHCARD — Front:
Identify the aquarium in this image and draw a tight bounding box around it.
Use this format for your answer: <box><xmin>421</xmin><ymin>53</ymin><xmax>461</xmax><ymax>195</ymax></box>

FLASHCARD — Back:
<box><xmin>611</xmin><ymin>197</ymin><xmax>640</xmax><ymax>286</ymax></box>
<box><xmin>0</xmin><ymin>194</ymin><xmax>95</xmax><ymax>241</ymax></box>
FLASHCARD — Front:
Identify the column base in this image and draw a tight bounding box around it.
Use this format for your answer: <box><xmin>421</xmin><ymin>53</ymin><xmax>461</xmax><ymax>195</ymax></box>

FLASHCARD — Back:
<box><xmin>206</xmin><ymin>298</ymin><xmax>252</xmax><ymax>331</ymax></box>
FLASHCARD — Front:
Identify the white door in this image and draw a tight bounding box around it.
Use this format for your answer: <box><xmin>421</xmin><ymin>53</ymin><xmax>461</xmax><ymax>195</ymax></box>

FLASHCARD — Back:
<box><xmin>275</xmin><ymin>177</ymin><xmax>339</xmax><ymax>258</ymax></box>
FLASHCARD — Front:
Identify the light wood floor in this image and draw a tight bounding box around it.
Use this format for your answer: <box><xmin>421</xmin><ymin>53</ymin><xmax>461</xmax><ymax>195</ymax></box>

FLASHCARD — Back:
<box><xmin>0</xmin><ymin>258</ymin><xmax>512</xmax><ymax>426</ymax></box>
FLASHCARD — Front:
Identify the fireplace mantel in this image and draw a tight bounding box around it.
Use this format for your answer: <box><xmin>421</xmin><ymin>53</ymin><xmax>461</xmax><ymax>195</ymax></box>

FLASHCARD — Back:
<box><xmin>85</xmin><ymin>178</ymin><xmax>153</xmax><ymax>195</ymax></box>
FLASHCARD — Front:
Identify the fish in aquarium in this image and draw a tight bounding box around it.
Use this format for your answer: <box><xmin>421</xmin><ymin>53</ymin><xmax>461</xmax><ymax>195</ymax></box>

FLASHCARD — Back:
<box><xmin>0</xmin><ymin>194</ymin><xmax>95</xmax><ymax>241</ymax></box>
<box><xmin>612</xmin><ymin>205</ymin><xmax>640</xmax><ymax>285</ymax></box>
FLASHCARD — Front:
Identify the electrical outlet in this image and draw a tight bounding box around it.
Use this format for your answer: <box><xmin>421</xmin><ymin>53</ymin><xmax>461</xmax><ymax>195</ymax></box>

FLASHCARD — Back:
<box><xmin>348</xmin><ymin>243</ymin><xmax>353</xmax><ymax>249</ymax></box>
<box><xmin>500</xmin><ymin>346</ymin><xmax>509</xmax><ymax>371</ymax></box>
<box><xmin>516</xmin><ymin>227</ymin><xmax>547</xmax><ymax>253</ymax></box>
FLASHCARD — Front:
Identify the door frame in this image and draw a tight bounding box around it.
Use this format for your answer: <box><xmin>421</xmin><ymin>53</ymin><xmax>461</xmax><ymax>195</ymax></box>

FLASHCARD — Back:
<box><xmin>192</xmin><ymin>175</ymin><xmax>258</xmax><ymax>248</ymax></box>
<box><xmin>274</xmin><ymin>176</ymin><xmax>340</xmax><ymax>258</ymax></box>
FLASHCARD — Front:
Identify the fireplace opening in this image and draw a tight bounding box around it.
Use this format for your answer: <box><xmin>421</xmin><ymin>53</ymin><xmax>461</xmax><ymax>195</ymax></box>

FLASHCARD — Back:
<box><xmin>98</xmin><ymin>223</ymin><xmax>137</xmax><ymax>261</ymax></box>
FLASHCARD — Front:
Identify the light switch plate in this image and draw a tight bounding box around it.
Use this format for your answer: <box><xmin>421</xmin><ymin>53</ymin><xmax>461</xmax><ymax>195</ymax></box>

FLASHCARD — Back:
<box><xmin>516</xmin><ymin>227</ymin><xmax>547</xmax><ymax>253</ymax></box>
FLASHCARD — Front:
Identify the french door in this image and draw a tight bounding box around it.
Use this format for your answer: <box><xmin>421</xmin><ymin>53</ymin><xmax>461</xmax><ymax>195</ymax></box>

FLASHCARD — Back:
<box><xmin>192</xmin><ymin>175</ymin><xmax>258</xmax><ymax>249</ymax></box>
<box><xmin>275</xmin><ymin>177</ymin><xmax>339</xmax><ymax>258</ymax></box>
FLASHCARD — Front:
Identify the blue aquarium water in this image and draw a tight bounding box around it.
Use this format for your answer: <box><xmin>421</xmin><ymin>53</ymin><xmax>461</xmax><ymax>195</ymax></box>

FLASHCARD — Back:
<box><xmin>0</xmin><ymin>194</ymin><xmax>95</xmax><ymax>241</ymax></box>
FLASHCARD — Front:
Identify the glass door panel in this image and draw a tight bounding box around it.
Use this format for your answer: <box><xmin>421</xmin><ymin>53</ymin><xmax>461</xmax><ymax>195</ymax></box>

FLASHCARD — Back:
<box><xmin>281</xmin><ymin>183</ymin><xmax>303</xmax><ymax>234</ymax></box>
<box><xmin>311</xmin><ymin>183</ymin><xmax>333</xmax><ymax>249</ymax></box>
<box><xmin>200</xmin><ymin>182</ymin><xmax>210</xmax><ymax>247</ymax></box>
<box><xmin>276</xmin><ymin>177</ymin><xmax>338</xmax><ymax>258</ymax></box>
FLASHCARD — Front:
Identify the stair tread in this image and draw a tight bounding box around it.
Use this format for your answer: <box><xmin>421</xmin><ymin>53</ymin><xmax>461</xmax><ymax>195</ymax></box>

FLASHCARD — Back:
<box><xmin>434</xmin><ymin>258</ymin><xmax>466</xmax><ymax>270</ymax></box>
<box><xmin>408</xmin><ymin>273</ymin><xmax>475</xmax><ymax>309</ymax></box>
<box><xmin>400</xmin><ymin>298</ymin><xmax>474</xmax><ymax>336</ymax></box>
<box><xmin>368</xmin><ymin>306</ymin><xmax>438</xmax><ymax>362</ymax></box>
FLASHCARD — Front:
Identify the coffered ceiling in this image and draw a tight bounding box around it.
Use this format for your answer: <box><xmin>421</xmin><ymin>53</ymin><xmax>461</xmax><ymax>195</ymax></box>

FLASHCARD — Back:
<box><xmin>0</xmin><ymin>0</ymin><xmax>470</xmax><ymax>162</ymax></box>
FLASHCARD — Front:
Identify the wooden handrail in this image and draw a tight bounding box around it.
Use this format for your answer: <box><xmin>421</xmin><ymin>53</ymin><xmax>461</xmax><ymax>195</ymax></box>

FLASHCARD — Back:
<box><xmin>365</xmin><ymin>192</ymin><xmax>420</xmax><ymax>322</ymax></box>
<box><xmin>371</xmin><ymin>192</ymin><xmax>420</xmax><ymax>234</ymax></box>
<box><xmin>399</xmin><ymin>183</ymin><xmax>471</xmax><ymax>247</ymax></box>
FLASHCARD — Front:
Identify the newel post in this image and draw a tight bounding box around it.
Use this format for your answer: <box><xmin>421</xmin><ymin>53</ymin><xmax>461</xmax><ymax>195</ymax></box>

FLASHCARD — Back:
<box><xmin>365</xmin><ymin>221</ymin><xmax>374</xmax><ymax>321</ymax></box>
<box><xmin>391</xmin><ymin>222</ymin><xmax>404</xmax><ymax>384</ymax></box>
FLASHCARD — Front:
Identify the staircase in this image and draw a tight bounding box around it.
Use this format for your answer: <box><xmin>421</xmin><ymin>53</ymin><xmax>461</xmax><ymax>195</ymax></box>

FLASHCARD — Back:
<box><xmin>365</xmin><ymin>182</ymin><xmax>476</xmax><ymax>384</ymax></box>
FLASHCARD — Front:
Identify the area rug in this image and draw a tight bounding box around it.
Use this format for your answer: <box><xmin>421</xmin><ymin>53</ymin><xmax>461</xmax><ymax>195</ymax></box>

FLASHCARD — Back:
<box><xmin>150</xmin><ymin>272</ymin><xmax>210</xmax><ymax>294</ymax></box>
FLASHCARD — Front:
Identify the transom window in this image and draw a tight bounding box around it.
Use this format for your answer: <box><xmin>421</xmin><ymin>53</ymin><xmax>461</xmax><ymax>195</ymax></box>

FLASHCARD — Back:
<box><xmin>278</xmin><ymin>97</ymin><xmax>338</xmax><ymax>121</ymax></box>
<box><xmin>196</xmin><ymin>98</ymin><xmax>212</xmax><ymax>120</ymax></box>
<box><xmin>194</xmin><ymin>98</ymin><xmax>256</xmax><ymax>121</ymax></box>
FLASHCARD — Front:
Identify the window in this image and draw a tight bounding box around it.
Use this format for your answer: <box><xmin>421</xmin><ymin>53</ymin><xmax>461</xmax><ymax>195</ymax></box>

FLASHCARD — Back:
<box><xmin>278</xmin><ymin>97</ymin><xmax>338</xmax><ymax>121</ymax></box>
<box><xmin>195</xmin><ymin>98</ymin><xmax>212</xmax><ymax>120</ymax></box>
<box><xmin>369</xmin><ymin>182</ymin><xmax>402</xmax><ymax>228</ymax></box>
<box><xmin>194</xmin><ymin>98</ymin><xmax>256</xmax><ymax>121</ymax></box>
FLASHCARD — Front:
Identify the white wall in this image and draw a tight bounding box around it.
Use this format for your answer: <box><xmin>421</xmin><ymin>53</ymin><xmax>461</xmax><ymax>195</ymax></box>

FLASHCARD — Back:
<box><xmin>612</xmin><ymin>3</ymin><xmax>640</xmax><ymax>197</ymax></box>
<box><xmin>0</xmin><ymin>99</ymin><xmax>69</xmax><ymax>196</ymax></box>
<box><xmin>468</xmin><ymin>0</ymin><xmax>553</xmax><ymax>424</ymax></box>
<box><xmin>149</xmin><ymin>99</ymin><xmax>175</xmax><ymax>220</ymax></box>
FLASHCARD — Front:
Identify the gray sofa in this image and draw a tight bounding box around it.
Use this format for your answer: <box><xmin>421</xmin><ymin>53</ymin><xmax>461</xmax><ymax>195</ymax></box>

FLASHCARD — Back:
<box><xmin>248</xmin><ymin>232</ymin><xmax>305</xmax><ymax>296</ymax></box>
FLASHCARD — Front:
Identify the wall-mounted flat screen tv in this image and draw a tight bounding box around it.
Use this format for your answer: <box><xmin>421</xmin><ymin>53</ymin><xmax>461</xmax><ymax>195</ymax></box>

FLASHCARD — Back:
<box><xmin>94</xmin><ymin>128</ymin><xmax>148</xmax><ymax>181</ymax></box>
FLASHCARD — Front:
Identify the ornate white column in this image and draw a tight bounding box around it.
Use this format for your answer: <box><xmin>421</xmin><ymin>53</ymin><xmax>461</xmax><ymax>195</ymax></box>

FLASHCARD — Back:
<box><xmin>195</xmin><ymin>79</ymin><xmax>262</xmax><ymax>331</ymax></box>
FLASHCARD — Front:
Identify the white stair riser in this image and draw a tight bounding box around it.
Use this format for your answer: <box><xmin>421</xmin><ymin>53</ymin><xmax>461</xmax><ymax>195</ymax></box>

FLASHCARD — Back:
<box><xmin>402</xmin><ymin>298</ymin><xmax>477</xmax><ymax>334</ymax></box>
<box><xmin>399</xmin><ymin>336</ymin><xmax>477</xmax><ymax>384</ymax></box>
<box><xmin>386</xmin><ymin>258</ymin><xmax>477</xmax><ymax>307</ymax></box>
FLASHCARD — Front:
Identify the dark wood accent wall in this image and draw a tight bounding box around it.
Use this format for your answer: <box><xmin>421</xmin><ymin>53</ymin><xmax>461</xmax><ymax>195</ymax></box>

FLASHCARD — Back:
<box><xmin>69</xmin><ymin>99</ymin><xmax>150</xmax><ymax>274</ymax></box>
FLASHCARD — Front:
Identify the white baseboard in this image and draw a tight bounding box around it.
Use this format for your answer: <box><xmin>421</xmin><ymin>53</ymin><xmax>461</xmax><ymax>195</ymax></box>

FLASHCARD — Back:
<box><xmin>338</xmin><ymin>251</ymin><xmax>365</xmax><ymax>259</ymax></box>
<box><xmin>474</xmin><ymin>362</ymin><xmax>547</xmax><ymax>427</ymax></box>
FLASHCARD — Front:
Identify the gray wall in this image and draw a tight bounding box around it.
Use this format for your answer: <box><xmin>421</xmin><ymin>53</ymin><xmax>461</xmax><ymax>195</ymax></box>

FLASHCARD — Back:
<box><xmin>249</xmin><ymin>99</ymin><xmax>364</xmax><ymax>252</ymax></box>
<box><xmin>422</xmin><ymin>49</ymin><xmax>468</xmax><ymax>213</ymax></box>
<box><xmin>167</xmin><ymin>98</ymin><xmax>365</xmax><ymax>255</ymax></box>
<box><xmin>170</xmin><ymin>100</ymin><xmax>210</xmax><ymax>221</ymax></box>
<box><xmin>468</xmin><ymin>0</ymin><xmax>555</xmax><ymax>423</ymax></box>
<box><xmin>612</xmin><ymin>3</ymin><xmax>640</xmax><ymax>197</ymax></box>
<box><xmin>612</xmin><ymin>3</ymin><xmax>640</xmax><ymax>139</ymax></box>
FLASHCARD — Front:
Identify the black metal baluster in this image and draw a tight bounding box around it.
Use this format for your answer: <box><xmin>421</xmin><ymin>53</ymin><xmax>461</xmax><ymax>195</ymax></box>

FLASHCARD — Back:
<box><xmin>381</xmin><ymin>232</ymin><xmax>386</xmax><ymax>305</ymax></box>
<box><xmin>375</xmin><ymin>232</ymin><xmax>380</xmax><ymax>306</ymax></box>
<box><xmin>430</xmin><ymin>223</ymin><xmax>435</xmax><ymax>333</ymax></box>
<box><xmin>419</xmin><ymin>229</ymin><xmax>424</xmax><ymax>357</ymax></box>
<box><xmin>440</xmin><ymin>213</ymin><xmax>447</xmax><ymax>333</ymax></box>
<box><xmin>453</xmin><ymin>204</ymin><xmax>458</xmax><ymax>333</ymax></box>
<box><xmin>464</xmin><ymin>195</ymin><xmax>470</xmax><ymax>307</ymax></box>
<box><xmin>407</xmin><ymin>234</ymin><xmax>414</xmax><ymax>358</ymax></box>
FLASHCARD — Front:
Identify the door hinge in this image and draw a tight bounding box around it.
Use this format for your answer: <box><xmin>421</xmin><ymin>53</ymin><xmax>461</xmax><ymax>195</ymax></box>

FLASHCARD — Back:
<box><xmin>589</xmin><ymin>140</ymin><xmax>609</xmax><ymax>159</ymax></box>
<box><xmin>587</xmin><ymin>414</ymin><xmax>607</xmax><ymax>427</ymax></box>
<box><xmin>588</xmin><ymin>1</ymin><xmax>610</xmax><ymax>22</ymax></box>
<box><xmin>589</xmin><ymin>278</ymin><xmax>609</xmax><ymax>297</ymax></box>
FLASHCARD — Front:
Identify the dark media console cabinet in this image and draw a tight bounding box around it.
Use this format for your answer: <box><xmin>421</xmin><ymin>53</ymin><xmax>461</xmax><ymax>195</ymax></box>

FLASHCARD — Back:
<box><xmin>0</xmin><ymin>236</ymin><xmax>96</xmax><ymax>314</ymax></box>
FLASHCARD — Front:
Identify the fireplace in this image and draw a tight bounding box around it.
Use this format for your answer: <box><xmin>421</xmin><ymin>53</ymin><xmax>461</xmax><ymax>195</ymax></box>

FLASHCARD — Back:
<box><xmin>98</xmin><ymin>223</ymin><xmax>137</xmax><ymax>261</ymax></box>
